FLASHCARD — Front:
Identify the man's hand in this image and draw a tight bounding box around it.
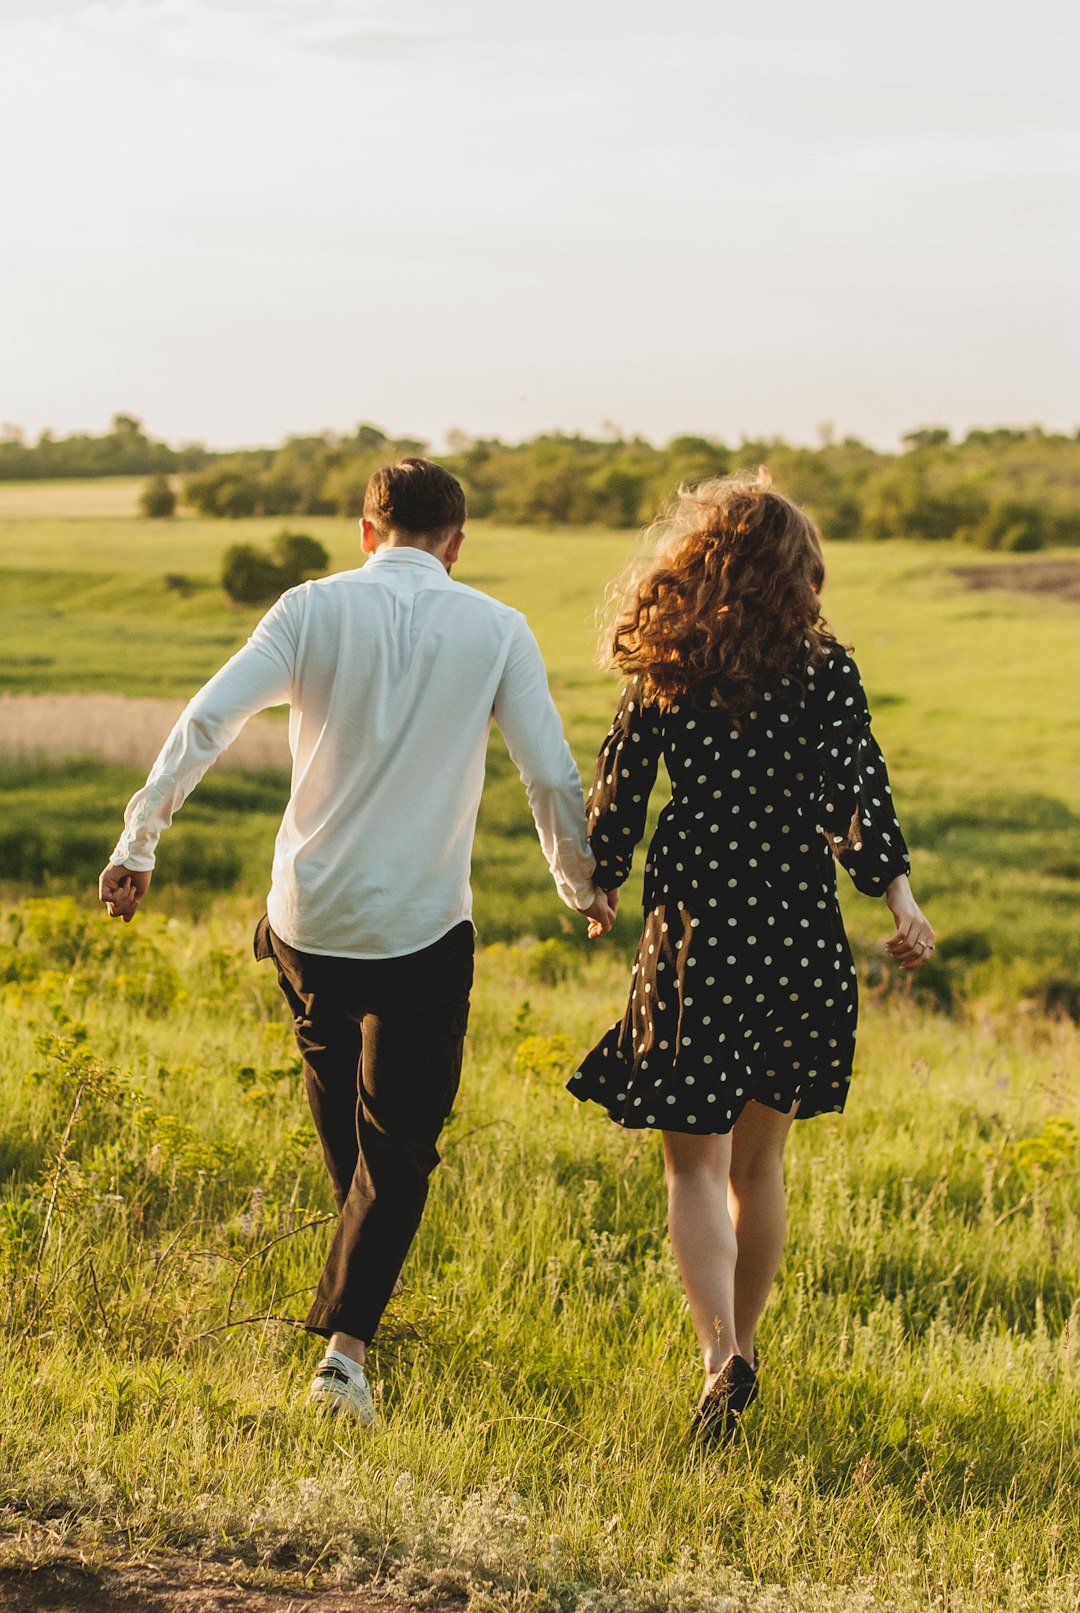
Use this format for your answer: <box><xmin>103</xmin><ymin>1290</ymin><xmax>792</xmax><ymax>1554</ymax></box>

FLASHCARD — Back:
<box><xmin>883</xmin><ymin>874</ymin><xmax>935</xmax><ymax>971</ymax></box>
<box><xmin>99</xmin><ymin>863</ymin><xmax>152</xmax><ymax>923</ymax></box>
<box><xmin>579</xmin><ymin>888</ymin><xmax>618</xmax><ymax>940</ymax></box>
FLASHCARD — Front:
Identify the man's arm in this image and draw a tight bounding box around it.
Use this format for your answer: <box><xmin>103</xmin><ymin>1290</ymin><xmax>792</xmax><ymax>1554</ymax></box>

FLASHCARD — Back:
<box><xmin>491</xmin><ymin>616</ymin><xmax>605</xmax><ymax>921</ymax></box>
<box><xmin>101</xmin><ymin>591</ymin><xmax>301</xmax><ymax>916</ymax></box>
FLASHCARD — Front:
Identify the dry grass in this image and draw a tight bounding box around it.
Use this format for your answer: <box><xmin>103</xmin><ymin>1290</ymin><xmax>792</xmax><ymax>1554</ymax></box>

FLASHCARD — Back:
<box><xmin>0</xmin><ymin>478</ymin><xmax>159</xmax><ymax>519</ymax></box>
<box><xmin>953</xmin><ymin>558</ymin><xmax>1080</xmax><ymax>602</ymax></box>
<box><xmin>0</xmin><ymin>693</ymin><xmax>289</xmax><ymax>771</ymax></box>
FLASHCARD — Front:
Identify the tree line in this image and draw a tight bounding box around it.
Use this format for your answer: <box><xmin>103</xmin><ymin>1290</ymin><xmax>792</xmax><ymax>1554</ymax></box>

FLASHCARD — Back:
<box><xmin>0</xmin><ymin>414</ymin><xmax>212</xmax><ymax>480</ymax></box>
<box><xmin>5</xmin><ymin>414</ymin><xmax>1079</xmax><ymax>548</ymax></box>
<box><xmin>172</xmin><ymin>423</ymin><xmax>1080</xmax><ymax>550</ymax></box>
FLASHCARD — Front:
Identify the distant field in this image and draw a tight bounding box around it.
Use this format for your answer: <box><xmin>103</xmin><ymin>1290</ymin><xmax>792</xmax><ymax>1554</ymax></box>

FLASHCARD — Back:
<box><xmin>1</xmin><ymin>482</ymin><xmax>1078</xmax><ymax>1003</ymax></box>
<box><xmin>0</xmin><ymin>475</ymin><xmax>151</xmax><ymax>518</ymax></box>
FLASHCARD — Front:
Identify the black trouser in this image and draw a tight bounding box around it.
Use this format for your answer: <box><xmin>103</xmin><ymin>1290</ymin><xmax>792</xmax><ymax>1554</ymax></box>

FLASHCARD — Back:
<box><xmin>254</xmin><ymin>915</ymin><xmax>474</xmax><ymax>1343</ymax></box>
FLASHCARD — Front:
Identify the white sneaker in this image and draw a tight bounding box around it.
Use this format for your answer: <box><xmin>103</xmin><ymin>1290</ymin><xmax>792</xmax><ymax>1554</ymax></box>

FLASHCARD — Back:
<box><xmin>308</xmin><ymin>1350</ymin><xmax>376</xmax><ymax>1425</ymax></box>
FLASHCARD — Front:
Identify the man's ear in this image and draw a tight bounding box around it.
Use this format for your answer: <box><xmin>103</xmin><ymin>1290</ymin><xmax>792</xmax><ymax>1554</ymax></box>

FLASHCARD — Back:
<box><xmin>444</xmin><ymin>529</ymin><xmax>465</xmax><ymax>565</ymax></box>
<box><xmin>360</xmin><ymin>518</ymin><xmax>380</xmax><ymax>555</ymax></box>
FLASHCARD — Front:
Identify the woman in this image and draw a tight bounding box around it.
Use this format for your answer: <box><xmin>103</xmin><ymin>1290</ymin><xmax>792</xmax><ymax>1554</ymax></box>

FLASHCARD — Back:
<box><xmin>569</xmin><ymin>471</ymin><xmax>934</xmax><ymax>1439</ymax></box>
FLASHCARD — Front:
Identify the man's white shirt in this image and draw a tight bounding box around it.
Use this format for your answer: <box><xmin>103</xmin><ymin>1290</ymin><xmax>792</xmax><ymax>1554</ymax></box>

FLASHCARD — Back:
<box><xmin>111</xmin><ymin>545</ymin><xmax>597</xmax><ymax>957</ymax></box>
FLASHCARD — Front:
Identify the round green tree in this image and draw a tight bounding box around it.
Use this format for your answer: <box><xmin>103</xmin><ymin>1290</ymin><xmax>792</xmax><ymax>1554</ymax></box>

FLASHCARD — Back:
<box><xmin>140</xmin><ymin>474</ymin><xmax>177</xmax><ymax>518</ymax></box>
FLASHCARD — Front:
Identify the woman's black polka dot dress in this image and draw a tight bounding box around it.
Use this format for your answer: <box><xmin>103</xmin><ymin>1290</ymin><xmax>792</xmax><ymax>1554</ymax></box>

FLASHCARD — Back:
<box><xmin>569</xmin><ymin>645</ymin><xmax>910</xmax><ymax>1134</ymax></box>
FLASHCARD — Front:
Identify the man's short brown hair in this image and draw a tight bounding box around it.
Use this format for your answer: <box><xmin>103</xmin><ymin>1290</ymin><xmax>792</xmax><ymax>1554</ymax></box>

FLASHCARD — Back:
<box><xmin>363</xmin><ymin>458</ymin><xmax>467</xmax><ymax>544</ymax></box>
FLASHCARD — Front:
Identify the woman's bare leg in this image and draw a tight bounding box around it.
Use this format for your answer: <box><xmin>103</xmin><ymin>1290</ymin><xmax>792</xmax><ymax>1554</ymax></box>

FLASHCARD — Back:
<box><xmin>727</xmin><ymin>1100</ymin><xmax>798</xmax><ymax>1361</ymax></box>
<box><xmin>662</xmin><ymin>1129</ymin><xmax>740</xmax><ymax>1379</ymax></box>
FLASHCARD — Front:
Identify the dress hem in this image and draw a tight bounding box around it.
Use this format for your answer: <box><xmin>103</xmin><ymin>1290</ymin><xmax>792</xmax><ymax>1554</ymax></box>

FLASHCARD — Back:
<box><xmin>567</xmin><ymin>1079</ymin><xmax>844</xmax><ymax>1135</ymax></box>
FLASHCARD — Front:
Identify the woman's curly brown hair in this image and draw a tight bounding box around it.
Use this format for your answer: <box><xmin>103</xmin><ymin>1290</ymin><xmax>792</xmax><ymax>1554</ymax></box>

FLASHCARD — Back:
<box><xmin>605</xmin><ymin>469</ymin><xmax>840</xmax><ymax>717</ymax></box>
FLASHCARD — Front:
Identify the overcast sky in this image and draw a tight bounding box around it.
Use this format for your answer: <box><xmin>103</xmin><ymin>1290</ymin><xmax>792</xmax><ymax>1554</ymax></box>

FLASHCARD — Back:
<box><xmin>2</xmin><ymin>0</ymin><xmax>1077</xmax><ymax>451</ymax></box>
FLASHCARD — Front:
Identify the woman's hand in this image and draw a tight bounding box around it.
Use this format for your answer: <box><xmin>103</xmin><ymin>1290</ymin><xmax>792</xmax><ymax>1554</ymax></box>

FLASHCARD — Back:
<box><xmin>580</xmin><ymin>888</ymin><xmax>618</xmax><ymax>939</ymax></box>
<box><xmin>99</xmin><ymin>862</ymin><xmax>152</xmax><ymax>923</ymax></box>
<box><xmin>883</xmin><ymin>874</ymin><xmax>935</xmax><ymax>971</ymax></box>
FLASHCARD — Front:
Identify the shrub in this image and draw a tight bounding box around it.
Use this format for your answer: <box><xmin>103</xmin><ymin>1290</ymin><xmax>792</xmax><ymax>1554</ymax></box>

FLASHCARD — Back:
<box><xmin>139</xmin><ymin>474</ymin><xmax>177</xmax><ymax>518</ymax></box>
<box><xmin>971</xmin><ymin>500</ymin><xmax>1049</xmax><ymax>552</ymax></box>
<box><xmin>997</xmin><ymin>1115</ymin><xmax>1080</xmax><ymax>1181</ymax></box>
<box><xmin>221</xmin><ymin>533</ymin><xmax>328</xmax><ymax>606</ymax></box>
<box><xmin>213</xmin><ymin>476</ymin><xmax>259</xmax><ymax>518</ymax></box>
<box><xmin>184</xmin><ymin>461</ymin><xmax>262</xmax><ymax>517</ymax></box>
<box><xmin>861</xmin><ymin>474</ymin><xmax>988</xmax><ymax>543</ymax></box>
<box><xmin>273</xmin><ymin>532</ymin><xmax>329</xmax><ymax>587</ymax></box>
<box><xmin>221</xmin><ymin>544</ymin><xmax>282</xmax><ymax>606</ymax></box>
<box><xmin>512</xmin><ymin>1034</ymin><xmax>576</xmax><ymax>1080</ymax></box>
<box><xmin>1</xmin><ymin>897</ymin><xmax>183</xmax><ymax>1014</ymax></box>
<box><xmin>525</xmin><ymin>938</ymin><xmax>577</xmax><ymax>985</ymax></box>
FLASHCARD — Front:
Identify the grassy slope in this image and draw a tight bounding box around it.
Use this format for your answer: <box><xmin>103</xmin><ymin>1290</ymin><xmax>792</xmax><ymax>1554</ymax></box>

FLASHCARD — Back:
<box><xmin>1</xmin><ymin>488</ymin><xmax>1078</xmax><ymax>1608</ymax></box>
<box><xmin>0</xmin><ymin>899</ymin><xmax>1077</xmax><ymax>1611</ymax></box>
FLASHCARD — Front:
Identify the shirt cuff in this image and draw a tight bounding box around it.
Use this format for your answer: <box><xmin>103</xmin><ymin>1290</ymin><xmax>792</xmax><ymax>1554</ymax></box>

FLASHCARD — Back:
<box><xmin>110</xmin><ymin>839</ymin><xmax>155</xmax><ymax>873</ymax></box>
<box><xmin>553</xmin><ymin>839</ymin><xmax>597</xmax><ymax>911</ymax></box>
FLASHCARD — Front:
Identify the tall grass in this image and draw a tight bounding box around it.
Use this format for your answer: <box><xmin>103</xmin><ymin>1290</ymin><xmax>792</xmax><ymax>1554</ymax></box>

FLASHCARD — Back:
<box><xmin>0</xmin><ymin>692</ymin><xmax>289</xmax><ymax>771</ymax></box>
<box><xmin>2</xmin><ymin>493</ymin><xmax>1079</xmax><ymax>1605</ymax></box>
<box><xmin>1</xmin><ymin>898</ymin><xmax>1077</xmax><ymax>1609</ymax></box>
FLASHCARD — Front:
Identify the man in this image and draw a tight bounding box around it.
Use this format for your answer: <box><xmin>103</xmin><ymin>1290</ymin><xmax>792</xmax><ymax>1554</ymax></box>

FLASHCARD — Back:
<box><xmin>100</xmin><ymin>457</ymin><xmax>614</xmax><ymax>1423</ymax></box>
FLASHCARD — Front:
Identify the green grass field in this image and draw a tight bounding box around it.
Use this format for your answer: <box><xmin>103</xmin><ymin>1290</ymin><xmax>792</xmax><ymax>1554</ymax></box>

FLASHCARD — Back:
<box><xmin>3</xmin><ymin>487</ymin><xmax>1079</xmax><ymax>1002</ymax></box>
<box><xmin>1</xmin><ymin>484</ymin><xmax>1078</xmax><ymax>1610</ymax></box>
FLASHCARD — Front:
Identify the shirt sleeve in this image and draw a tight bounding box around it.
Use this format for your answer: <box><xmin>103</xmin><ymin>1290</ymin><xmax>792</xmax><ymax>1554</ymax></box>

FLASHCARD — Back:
<box><xmin>809</xmin><ymin>646</ymin><xmax>911</xmax><ymax>897</ymax></box>
<box><xmin>586</xmin><ymin>680</ymin><xmax>663</xmax><ymax>890</ymax></box>
<box><xmin>110</xmin><ymin>590</ymin><xmax>301</xmax><ymax>871</ymax></box>
<box><xmin>491</xmin><ymin>616</ymin><xmax>597</xmax><ymax>911</ymax></box>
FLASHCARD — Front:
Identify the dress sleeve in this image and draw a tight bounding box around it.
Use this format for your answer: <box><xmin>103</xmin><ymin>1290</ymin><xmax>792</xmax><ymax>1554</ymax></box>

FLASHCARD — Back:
<box><xmin>586</xmin><ymin>680</ymin><xmax>663</xmax><ymax>890</ymax></box>
<box><xmin>809</xmin><ymin>647</ymin><xmax>911</xmax><ymax>897</ymax></box>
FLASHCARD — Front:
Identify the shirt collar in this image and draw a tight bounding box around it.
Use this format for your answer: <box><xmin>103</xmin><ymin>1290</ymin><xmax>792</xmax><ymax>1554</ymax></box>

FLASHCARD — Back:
<box><xmin>364</xmin><ymin>545</ymin><xmax>449</xmax><ymax>576</ymax></box>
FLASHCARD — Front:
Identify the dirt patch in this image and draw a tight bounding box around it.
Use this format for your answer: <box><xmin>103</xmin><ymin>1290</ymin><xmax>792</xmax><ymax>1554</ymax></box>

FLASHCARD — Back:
<box><xmin>0</xmin><ymin>1554</ymin><xmax>452</xmax><ymax>1613</ymax></box>
<box><xmin>953</xmin><ymin>558</ymin><xmax>1080</xmax><ymax>602</ymax></box>
<box><xmin>0</xmin><ymin>694</ymin><xmax>290</xmax><ymax>771</ymax></box>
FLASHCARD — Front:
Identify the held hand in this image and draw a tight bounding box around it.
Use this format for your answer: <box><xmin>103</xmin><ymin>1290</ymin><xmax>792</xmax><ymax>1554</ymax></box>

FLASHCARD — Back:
<box><xmin>883</xmin><ymin>874</ymin><xmax>935</xmax><ymax>971</ymax></box>
<box><xmin>579</xmin><ymin>889</ymin><xmax>616</xmax><ymax>940</ymax></box>
<box><xmin>99</xmin><ymin>863</ymin><xmax>152</xmax><ymax>924</ymax></box>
